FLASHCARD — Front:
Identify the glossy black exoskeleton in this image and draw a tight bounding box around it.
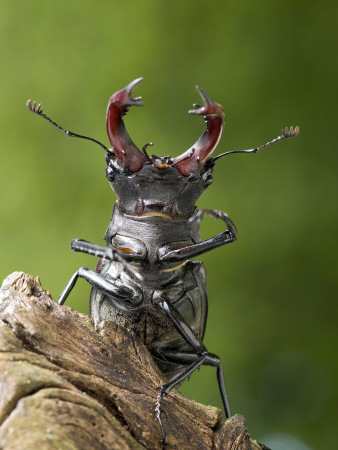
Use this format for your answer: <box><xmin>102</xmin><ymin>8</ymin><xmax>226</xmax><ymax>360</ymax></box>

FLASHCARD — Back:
<box><xmin>27</xmin><ymin>78</ymin><xmax>298</xmax><ymax>445</ymax></box>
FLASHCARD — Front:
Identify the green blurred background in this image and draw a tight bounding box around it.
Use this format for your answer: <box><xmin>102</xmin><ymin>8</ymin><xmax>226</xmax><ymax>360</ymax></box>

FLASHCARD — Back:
<box><xmin>1</xmin><ymin>1</ymin><xmax>337</xmax><ymax>448</ymax></box>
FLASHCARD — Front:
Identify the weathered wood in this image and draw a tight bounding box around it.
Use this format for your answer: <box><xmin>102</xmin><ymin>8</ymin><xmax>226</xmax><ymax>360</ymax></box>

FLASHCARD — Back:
<box><xmin>0</xmin><ymin>272</ymin><xmax>265</xmax><ymax>449</ymax></box>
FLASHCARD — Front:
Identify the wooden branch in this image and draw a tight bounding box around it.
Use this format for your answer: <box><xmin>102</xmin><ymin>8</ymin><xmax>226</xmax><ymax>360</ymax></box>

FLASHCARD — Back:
<box><xmin>0</xmin><ymin>272</ymin><xmax>266</xmax><ymax>449</ymax></box>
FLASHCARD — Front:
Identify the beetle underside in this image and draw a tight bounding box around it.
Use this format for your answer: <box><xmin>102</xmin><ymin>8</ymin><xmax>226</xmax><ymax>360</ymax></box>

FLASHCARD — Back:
<box><xmin>26</xmin><ymin>78</ymin><xmax>298</xmax><ymax>447</ymax></box>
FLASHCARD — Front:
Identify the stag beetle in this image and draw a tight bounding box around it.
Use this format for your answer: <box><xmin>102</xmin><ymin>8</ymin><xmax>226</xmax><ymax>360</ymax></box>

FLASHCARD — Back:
<box><xmin>26</xmin><ymin>78</ymin><xmax>298</xmax><ymax>446</ymax></box>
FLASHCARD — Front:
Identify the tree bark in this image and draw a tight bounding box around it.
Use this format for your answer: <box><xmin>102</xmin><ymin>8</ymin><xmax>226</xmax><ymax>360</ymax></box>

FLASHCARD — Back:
<box><xmin>0</xmin><ymin>272</ymin><xmax>266</xmax><ymax>449</ymax></box>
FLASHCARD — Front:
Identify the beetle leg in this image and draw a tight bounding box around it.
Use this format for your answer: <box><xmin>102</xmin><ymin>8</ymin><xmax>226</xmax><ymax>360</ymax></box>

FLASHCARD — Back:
<box><xmin>58</xmin><ymin>267</ymin><xmax>134</xmax><ymax>306</ymax></box>
<box><xmin>189</xmin><ymin>208</ymin><xmax>237</xmax><ymax>236</ymax></box>
<box><xmin>160</xmin><ymin>351</ymin><xmax>231</xmax><ymax>418</ymax></box>
<box><xmin>152</xmin><ymin>291</ymin><xmax>217</xmax><ymax>444</ymax></box>
<box><xmin>71</xmin><ymin>239</ymin><xmax>145</xmax><ymax>282</ymax></box>
<box><xmin>160</xmin><ymin>209</ymin><xmax>237</xmax><ymax>263</ymax></box>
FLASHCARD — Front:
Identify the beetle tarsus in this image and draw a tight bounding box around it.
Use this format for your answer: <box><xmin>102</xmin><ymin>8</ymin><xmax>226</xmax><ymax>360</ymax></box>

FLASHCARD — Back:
<box><xmin>155</xmin><ymin>387</ymin><xmax>171</xmax><ymax>448</ymax></box>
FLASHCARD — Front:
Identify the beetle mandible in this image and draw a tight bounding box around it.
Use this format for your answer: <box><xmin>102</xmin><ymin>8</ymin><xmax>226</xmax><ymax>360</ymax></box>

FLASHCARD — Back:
<box><xmin>26</xmin><ymin>78</ymin><xmax>299</xmax><ymax>445</ymax></box>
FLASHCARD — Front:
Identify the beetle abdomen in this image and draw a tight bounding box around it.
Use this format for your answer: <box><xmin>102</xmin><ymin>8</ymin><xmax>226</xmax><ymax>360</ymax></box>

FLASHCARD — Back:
<box><xmin>90</xmin><ymin>260</ymin><xmax>207</xmax><ymax>378</ymax></box>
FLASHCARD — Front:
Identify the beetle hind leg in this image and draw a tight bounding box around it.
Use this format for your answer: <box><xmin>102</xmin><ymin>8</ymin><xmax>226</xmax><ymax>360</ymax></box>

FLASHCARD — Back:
<box><xmin>162</xmin><ymin>351</ymin><xmax>231</xmax><ymax>418</ymax></box>
<box><xmin>153</xmin><ymin>350</ymin><xmax>231</xmax><ymax>446</ymax></box>
<box><xmin>152</xmin><ymin>291</ymin><xmax>231</xmax><ymax>445</ymax></box>
<box><xmin>154</xmin><ymin>353</ymin><xmax>208</xmax><ymax>448</ymax></box>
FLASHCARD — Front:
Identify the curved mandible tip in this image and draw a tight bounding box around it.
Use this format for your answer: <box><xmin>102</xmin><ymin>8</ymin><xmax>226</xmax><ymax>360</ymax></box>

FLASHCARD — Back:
<box><xmin>108</xmin><ymin>77</ymin><xmax>144</xmax><ymax>109</ymax></box>
<box><xmin>188</xmin><ymin>86</ymin><xmax>224</xmax><ymax>117</ymax></box>
<box><xmin>106</xmin><ymin>78</ymin><xmax>148</xmax><ymax>172</ymax></box>
<box><xmin>172</xmin><ymin>86</ymin><xmax>225</xmax><ymax>177</ymax></box>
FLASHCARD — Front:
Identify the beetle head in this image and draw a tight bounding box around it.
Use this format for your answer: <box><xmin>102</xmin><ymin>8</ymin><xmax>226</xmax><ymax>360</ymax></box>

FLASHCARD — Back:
<box><xmin>106</xmin><ymin>78</ymin><xmax>224</xmax><ymax>177</ymax></box>
<box><xmin>105</xmin><ymin>78</ymin><xmax>222</xmax><ymax>217</ymax></box>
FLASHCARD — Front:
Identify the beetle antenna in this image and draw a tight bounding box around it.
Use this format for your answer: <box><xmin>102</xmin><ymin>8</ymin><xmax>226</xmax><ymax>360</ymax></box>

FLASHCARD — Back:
<box><xmin>142</xmin><ymin>142</ymin><xmax>153</xmax><ymax>161</ymax></box>
<box><xmin>26</xmin><ymin>99</ymin><xmax>112</xmax><ymax>154</ymax></box>
<box><xmin>212</xmin><ymin>126</ymin><xmax>299</xmax><ymax>162</ymax></box>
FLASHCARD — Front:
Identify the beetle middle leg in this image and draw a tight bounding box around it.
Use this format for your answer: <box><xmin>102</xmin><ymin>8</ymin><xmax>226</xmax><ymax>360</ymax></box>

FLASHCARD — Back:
<box><xmin>160</xmin><ymin>209</ymin><xmax>237</xmax><ymax>264</ymax></box>
<box><xmin>58</xmin><ymin>267</ymin><xmax>135</xmax><ymax>306</ymax></box>
<box><xmin>58</xmin><ymin>239</ymin><xmax>144</xmax><ymax>305</ymax></box>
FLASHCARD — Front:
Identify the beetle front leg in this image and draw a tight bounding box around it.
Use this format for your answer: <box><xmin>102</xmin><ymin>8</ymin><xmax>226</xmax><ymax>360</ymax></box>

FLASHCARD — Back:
<box><xmin>189</xmin><ymin>208</ymin><xmax>237</xmax><ymax>239</ymax></box>
<box><xmin>58</xmin><ymin>267</ymin><xmax>133</xmax><ymax>305</ymax></box>
<box><xmin>71</xmin><ymin>239</ymin><xmax>144</xmax><ymax>282</ymax></box>
<box><xmin>161</xmin><ymin>209</ymin><xmax>237</xmax><ymax>263</ymax></box>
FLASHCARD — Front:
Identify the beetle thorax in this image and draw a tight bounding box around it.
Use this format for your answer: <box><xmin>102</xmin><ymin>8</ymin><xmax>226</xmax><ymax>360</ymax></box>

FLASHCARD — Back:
<box><xmin>106</xmin><ymin>159</ymin><xmax>214</xmax><ymax>218</ymax></box>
